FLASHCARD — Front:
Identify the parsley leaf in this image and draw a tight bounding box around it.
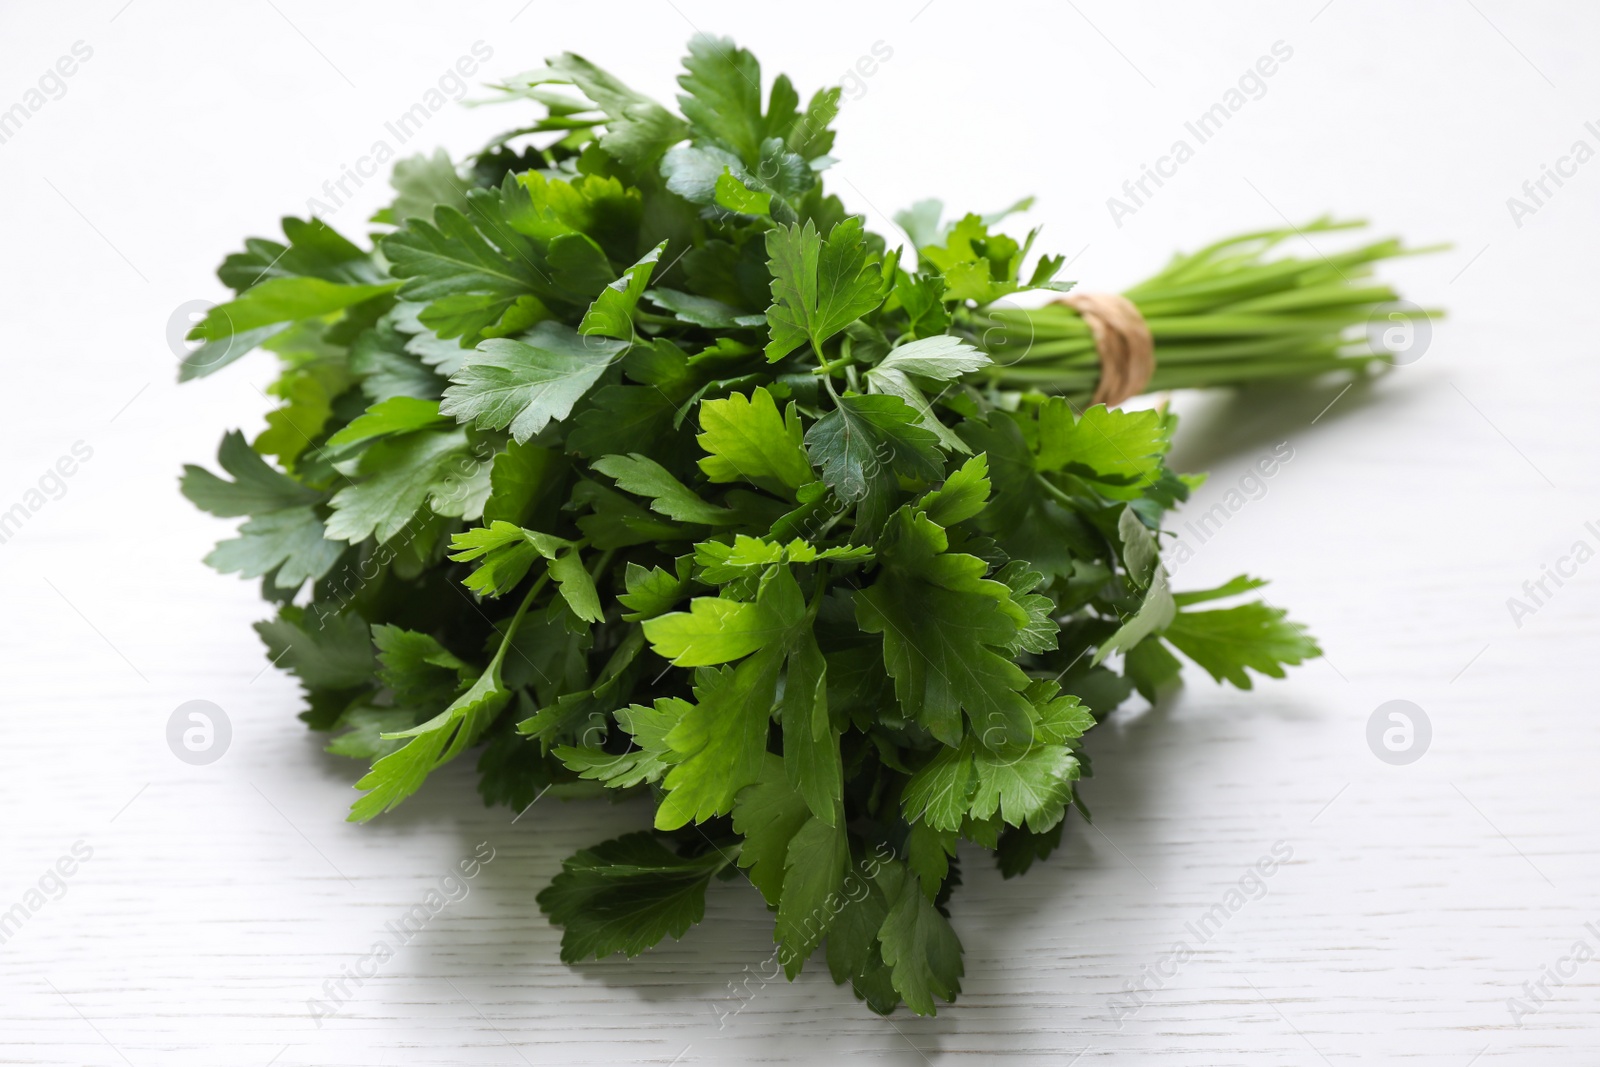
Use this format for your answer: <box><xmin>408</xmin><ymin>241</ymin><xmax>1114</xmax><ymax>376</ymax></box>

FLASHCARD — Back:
<box><xmin>695</xmin><ymin>386</ymin><xmax>813</xmax><ymax>494</ymax></box>
<box><xmin>1164</xmin><ymin>600</ymin><xmax>1321</xmax><ymax>688</ymax></box>
<box><xmin>181</xmin><ymin>430</ymin><xmax>320</xmax><ymax>517</ymax></box>
<box><xmin>579</xmin><ymin>241</ymin><xmax>666</xmax><ymax>339</ymax></box>
<box><xmin>764</xmin><ymin>217</ymin><xmax>883</xmax><ymax>362</ymax></box>
<box><xmin>442</xmin><ymin>322</ymin><xmax>628</xmax><ymax>443</ymax></box>
<box><xmin>537</xmin><ymin>832</ymin><xmax>732</xmax><ymax>961</ymax></box>
<box><xmin>855</xmin><ymin>509</ymin><xmax>1034</xmax><ymax>748</ymax></box>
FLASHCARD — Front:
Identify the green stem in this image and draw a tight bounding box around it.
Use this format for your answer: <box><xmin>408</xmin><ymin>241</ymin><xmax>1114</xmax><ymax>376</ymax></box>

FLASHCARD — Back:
<box><xmin>1034</xmin><ymin>473</ymin><xmax>1080</xmax><ymax>511</ymax></box>
<box><xmin>820</xmin><ymin>370</ymin><xmax>842</xmax><ymax>404</ymax></box>
<box><xmin>491</xmin><ymin>570</ymin><xmax>552</xmax><ymax>671</ymax></box>
<box><xmin>813</xmin><ymin>331</ymin><xmax>853</xmax><ymax>376</ymax></box>
<box><xmin>967</xmin><ymin>221</ymin><xmax>1441</xmax><ymax>399</ymax></box>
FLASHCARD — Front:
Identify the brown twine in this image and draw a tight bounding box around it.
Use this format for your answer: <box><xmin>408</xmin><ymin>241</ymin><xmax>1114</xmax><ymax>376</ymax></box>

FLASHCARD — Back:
<box><xmin>1057</xmin><ymin>292</ymin><xmax>1155</xmax><ymax>408</ymax></box>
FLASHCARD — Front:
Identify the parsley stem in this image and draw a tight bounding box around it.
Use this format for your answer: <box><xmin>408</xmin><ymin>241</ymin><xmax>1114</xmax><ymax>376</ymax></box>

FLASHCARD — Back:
<box><xmin>809</xmin><ymin>565</ymin><xmax>829</xmax><ymax>614</ymax></box>
<box><xmin>1034</xmin><ymin>473</ymin><xmax>1079</xmax><ymax>511</ymax></box>
<box><xmin>812</xmin><ymin>332</ymin><xmax>856</xmax><ymax>376</ymax></box>
<box><xmin>971</xmin><ymin>220</ymin><xmax>1441</xmax><ymax>399</ymax></box>
<box><xmin>492</xmin><ymin>571</ymin><xmax>552</xmax><ymax>670</ymax></box>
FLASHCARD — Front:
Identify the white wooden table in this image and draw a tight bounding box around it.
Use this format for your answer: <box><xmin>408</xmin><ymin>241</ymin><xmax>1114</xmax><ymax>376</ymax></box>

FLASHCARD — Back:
<box><xmin>3</xmin><ymin>1</ymin><xmax>1597</xmax><ymax>1061</ymax></box>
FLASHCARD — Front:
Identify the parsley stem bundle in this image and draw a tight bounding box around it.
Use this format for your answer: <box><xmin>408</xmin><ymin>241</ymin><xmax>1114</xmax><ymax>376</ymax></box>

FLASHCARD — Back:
<box><xmin>971</xmin><ymin>221</ymin><xmax>1437</xmax><ymax>397</ymax></box>
<box><xmin>178</xmin><ymin>36</ymin><xmax>1432</xmax><ymax>1017</ymax></box>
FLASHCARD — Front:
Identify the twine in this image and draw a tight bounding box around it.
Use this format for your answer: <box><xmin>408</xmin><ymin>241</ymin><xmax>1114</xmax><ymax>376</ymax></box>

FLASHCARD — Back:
<box><xmin>1058</xmin><ymin>292</ymin><xmax>1155</xmax><ymax>407</ymax></box>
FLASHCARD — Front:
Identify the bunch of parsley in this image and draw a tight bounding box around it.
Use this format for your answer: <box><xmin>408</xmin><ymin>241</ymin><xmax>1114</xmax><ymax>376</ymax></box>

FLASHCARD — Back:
<box><xmin>181</xmin><ymin>36</ymin><xmax>1330</xmax><ymax>1015</ymax></box>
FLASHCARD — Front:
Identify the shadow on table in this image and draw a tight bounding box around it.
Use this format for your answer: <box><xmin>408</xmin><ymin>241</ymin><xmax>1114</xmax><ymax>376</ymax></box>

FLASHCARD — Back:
<box><xmin>306</xmin><ymin>745</ymin><xmax>953</xmax><ymax>1052</ymax></box>
<box><xmin>1163</xmin><ymin>368</ymin><xmax>1427</xmax><ymax>475</ymax></box>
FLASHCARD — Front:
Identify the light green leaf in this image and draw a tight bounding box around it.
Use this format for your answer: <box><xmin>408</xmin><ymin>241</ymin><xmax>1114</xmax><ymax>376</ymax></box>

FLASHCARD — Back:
<box><xmin>764</xmin><ymin>217</ymin><xmax>883</xmax><ymax>362</ymax></box>
<box><xmin>676</xmin><ymin>34</ymin><xmax>766</xmax><ymax>165</ymax></box>
<box><xmin>1164</xmin><ymin>600</ymin><xmax>1321</xmax><ymax>689</ymax></box>
<box><xmin>643</xmin><ymin>566</ymin><xmax>804</xmax><ymax>667</ymax></box>
<box><xmin>696</xmin><ymin>386</ymin><xmax>814</xmax><ymax>494</ymax></box>
<box><xmin>694</xmin><ymin>535</ymin><xmax>871</xmax><ymax>585</ymax></box>
<box><xmin>580</xmin><ymin>241</ymin><xmax>666</xmax><ymax>339</ymax></box>
<box><xmin>556</xmin><ymin>698</ymin><xmax>684</xmax><ymax>789</ymax></box>
<box><xmin>919</xmin><ymin>454</ymin><xmax>990</xmax><ymax>527</ymax></box>
<box><xmin>350</xmin><ymin>660</ymin><xmax>508</xmax><ymax>821</ymax></box>
<box><xmin>204</xmin><ymin>505</ymin><xmax>343</xmax><ymax>592</ymax></box>
<box><xmin>447</xmin><ymin>520</ymin><xmax>574</xmax><ymax>598</ymax></box>
<box><xmin>655</xmin><ymin>645</ymin><xmax>783</xmax><ymax>829</ymax></box>
<box><xmin>547</xmin><ymin>549</ymin><xmax>604</xmax><ymax>623</ymax></box>
<box><xmin>546</xmin><ymin>52</ymin><xmax>689</xmax><ymax>167</ymax></box>
<box><xmin>1035</xmin><ymin>400</ymin><xmax>1171</xmax><ymax>489</ymax></box>
<box><xmin>1094</xmin><ymin>567</ymin><xmax>1176</xmax><ymax>666</ymax></box>
<box><xmin>442</xmin><ymin>322</ymin><xmax>628</xmax><ymax>443</ymax></box>
<box><xmin>325</xmin><ymin>429</ymin><xmax>476</xmax><ymax>544</ymax></box>
<box><xmin>969</xmin><ymin>742</ymin><xmax>1079</xmax><ymax>832</ymax></box>
<box><xmin>324</xmin><ymin>397</ymin><xmax>447</xmax><ymax>451</ymax></box>
<box><xmin>618</xmin><ymin>557</ymin><xmax>693</xmax><ymax>621</ymax></box>
<box><xmin>874</xmin><ymin>335</ymin><xmax>990</xmax><ymax>380</ymax></box>
<box><xmin>714</xmin><ymin>168</ymin><xmax>772</xmax><ymax>216</ymax></box>
<box><xmin>180</xmin><ymin>430</ymin><xmax>319</xmax><ymax>517</ymax></box>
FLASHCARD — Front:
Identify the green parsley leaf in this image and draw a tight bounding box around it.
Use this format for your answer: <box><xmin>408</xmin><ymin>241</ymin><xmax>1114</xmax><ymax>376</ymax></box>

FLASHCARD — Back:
<box><xmin>579</xmin><ymin>241</ymin><xmax>666</xmax><ymax>339</ymax></box>
<box><xmin>180</xmin><ymin>430</ymin><xmax>320</xmax><ymax>517</ymax></box>
<box><xmin>676</xmin><ymin>34</ymin><xmax>766</xmax><ymax>166</ymax></box>
<box><xmin>536</xmin><ymin>832</ymin><xmax>731</xmax><ymax>962</ymax></box>
<box><xmin>1164</xmin><ymin>600</ymin><xmax>1321</xmax><ymax>688</ymax></box>
<box><xmin>1035</xmin><ymin>400</ymin><xmax>1171</xmax><ymax>490</ymax></box>
<box><xmin>876</xmin><ymin>860</ymin><xmax>963</xmax><ymax>1015</ymax></box>
<box><xmin>764</xmin><ymin>217</ymin><xmax>883</xmax><ymax>362</ymax></box>
<box><xmin>803</xmin><ymin>394</ymin><xmax>943</xmax><ymax>531</ymax></box>
<box><xmin>654</xmin><ymin>645</ymin><xmax>783</xmax><ymax>830</ymax></box>
<box><xmin>442</xmin><ymin>322</ymin><xmax>628</xmax><ymax>443</ymax></box>
<box><xmin>204</xmin><ymin>506</ymin><xmax>343</xmax><ymax>593</ymax></box>
<box><xmin>545</xmin><ymin>52</ymin><xmax>689</xmax><ymax>167</ymax></box>
<box><xmin>591</xmin><ymin>452</ymin><xmax>737</xmax><ymax>526</ymax></box>
<box><xmin>324</xmin><ymin>428</ymin><xmax>481</xmax><ymax>544</ymax></box>
<box><xmin>855</xmin><ymin>509</ymin><xmax>1034</xmax><ymax>748</ymax></box>
<box><xmin>696</xmin><ymin>386</ymin><xmax>814</xmax><ymax>494</ymax></box>
<box><xmin>557</xmin><ymin>698</ymin><xmax>681</xmax><ymax>789</ymax></box>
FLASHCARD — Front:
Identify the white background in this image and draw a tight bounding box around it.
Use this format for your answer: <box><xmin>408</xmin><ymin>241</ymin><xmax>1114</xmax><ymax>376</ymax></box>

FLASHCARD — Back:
<box><xmin>2</xmin><ymin>1</ymin><xmax>1597</xmax><ymax>1062</ymax></box>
